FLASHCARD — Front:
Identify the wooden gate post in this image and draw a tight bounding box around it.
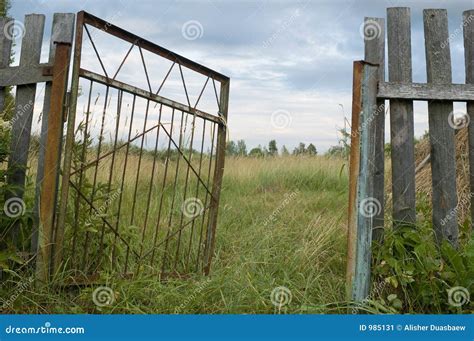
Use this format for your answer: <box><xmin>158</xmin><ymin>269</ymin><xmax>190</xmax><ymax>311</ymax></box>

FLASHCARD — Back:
<box><xmin>346</xmin><ymin>61</ymin><xmax>379</xmax><ymax>302</ymax></box>
<box><xmin>36</xmin><ymin>42</ymin><xmax>72</xmax><ymax>282</ymax></box>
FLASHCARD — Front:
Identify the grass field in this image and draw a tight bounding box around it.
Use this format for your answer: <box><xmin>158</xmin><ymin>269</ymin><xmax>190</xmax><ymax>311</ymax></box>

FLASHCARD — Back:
<box><xmin>5</xmin><ymin>155</ymin><xmax>350</xmax><ymax>314</ymax></box>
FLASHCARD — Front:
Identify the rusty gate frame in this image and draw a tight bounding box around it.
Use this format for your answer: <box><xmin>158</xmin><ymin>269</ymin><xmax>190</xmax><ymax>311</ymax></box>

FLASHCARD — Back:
<box><xmin>47</xmin><ymin>11</ymin><xmax>229</xmax><ymax>281</ymax></box>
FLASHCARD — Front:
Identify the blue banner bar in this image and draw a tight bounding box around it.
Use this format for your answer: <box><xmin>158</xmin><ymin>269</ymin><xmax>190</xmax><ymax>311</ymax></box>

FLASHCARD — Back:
<box><xmin>0</xmin><ymin>314</ymin><xmax>473</xmax><ymax>340</ymax></box>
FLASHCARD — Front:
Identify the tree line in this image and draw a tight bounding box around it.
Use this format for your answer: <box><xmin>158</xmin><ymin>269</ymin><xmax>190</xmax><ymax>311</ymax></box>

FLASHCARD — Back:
<box><xmin>226</xmin><ymin>139</ymin><xmax>318</xmax><ymax>157</ymax></box>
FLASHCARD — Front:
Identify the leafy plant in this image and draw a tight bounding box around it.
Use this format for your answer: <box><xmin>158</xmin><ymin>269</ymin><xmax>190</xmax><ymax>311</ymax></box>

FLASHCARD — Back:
<box><xmin>370</xmin><ymin>217</ymin><xmax>474</xmax><ymax>313</ymax></box>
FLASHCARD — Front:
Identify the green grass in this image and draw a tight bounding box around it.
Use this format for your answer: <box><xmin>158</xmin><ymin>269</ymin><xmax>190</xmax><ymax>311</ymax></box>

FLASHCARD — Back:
<box><xmin>2</xmin><ymin>155</ymin><xmax>350</xmax><ymax>314</ymax></box>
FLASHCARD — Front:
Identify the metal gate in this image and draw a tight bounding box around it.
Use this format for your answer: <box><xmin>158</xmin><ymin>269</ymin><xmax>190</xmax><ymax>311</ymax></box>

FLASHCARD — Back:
<box><xmin>43</xmin><ymin>11</ymin><xmax>229</xmax><ymax>281</ymax></box>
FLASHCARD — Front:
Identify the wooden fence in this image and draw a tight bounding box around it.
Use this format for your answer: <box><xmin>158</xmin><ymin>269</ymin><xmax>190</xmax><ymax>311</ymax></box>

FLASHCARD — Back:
<box><xmin>0</xmin><ymin>13</ymin><xmax>74</xmax><ymax>281</ymax></box>
<box><xmin>347</xmin><ymin>7</ymin><xmax>474</xmax><ymax>302</ymax></box>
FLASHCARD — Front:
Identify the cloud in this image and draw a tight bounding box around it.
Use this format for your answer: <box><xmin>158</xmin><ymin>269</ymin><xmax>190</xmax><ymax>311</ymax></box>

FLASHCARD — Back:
<box><xmin>10</xmin><ymin>0</ymin><xmax>473</xmax><ymax>151</ymax></box>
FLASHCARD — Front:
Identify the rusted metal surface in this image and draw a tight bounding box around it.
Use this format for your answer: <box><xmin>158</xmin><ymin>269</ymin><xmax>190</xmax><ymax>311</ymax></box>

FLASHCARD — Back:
<box><xmin>55</xmin><ymin>11</ymin><xmax>229</xmax><ymax>279</ymax></box>
<box><xmin>80</xmin><ymin>11</ymin><xmax>229</xmax><ymax>83</ymax></box>
<box><xmin>36</xmin><ymin>42</ymin><xmax>72</xmax><ymax>281</ymax></box>
<box><xmin>203</xmin><ymin>80</ymin><xmax>229</xmax><ymax>275</ymax></box>
<box><xmin>54</xmin><ymin>11</ymin><xmax>85</xmax><ymax>271</ymax></box>
<box><xmin>78</xmin><ymin>68</ymin><xmax>220</xmax><ymax>124</ymax></box>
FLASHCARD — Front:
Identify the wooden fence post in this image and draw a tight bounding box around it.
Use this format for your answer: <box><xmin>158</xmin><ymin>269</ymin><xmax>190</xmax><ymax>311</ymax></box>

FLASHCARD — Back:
<box><xmin>346</xmin><ymin>61</ymin><xmax>379</xmax><ymax>302</ymax></box>
<box><xmin>464</xmin><ymin>10</ymin><xmax>474</xmax><ymax>232</ymax></box>
<box><xmin>387</xmin><ymin>7</ymin><xmax>416</xmax><ymax>226</ymax></box>
<box><xmin>363</xmin><ymin>17</ymin><xmax>385</xmax><ymax>243</ymax></box>
<box><xmin>424</xmin><ymin>9</ymin><xmax>458</xmax><ymax>246</ymax></box>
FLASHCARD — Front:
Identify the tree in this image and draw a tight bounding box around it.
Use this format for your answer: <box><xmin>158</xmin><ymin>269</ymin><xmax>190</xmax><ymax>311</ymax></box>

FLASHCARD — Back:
<box><xmin>281</xmin><ymin>145</ymin><xmax>289</xmax><ymax>156</ymax></box>
<box><xmin>226</xmin><ymin>140</ymin><xmax>237</xmax><ymax>156</ymax></box>
<box><xmin>249</xmin><ymin>146</ymin><xmax>264</xmax><ymax>157</ymax></box>
<box><xmin>326</xmin><ymin>145</ymin><xmax>345</xmax><ymax>157</ymax></box>
<box><xmin>236</xmin><ymin>139</ymin><xmax>247</xmax><ymax>156</ymax></box>
<box><xmin>307</xmin><ymin>143</ymin><xmax>317</xmax><ymax>156</ymax></box>
<box><xmin>293</xmin><ymin>142</ymin><xmax>306</xmax><ymax>156</ymax></box>
<box><xmin>1</xmin><ymin>0</ymin><xmax>10</xmax><ymax>17</ymax></box>
<box><xmin>268</xmin><ymin>139</ymin><xmax>278</xmax><ymax>156</ymax></box>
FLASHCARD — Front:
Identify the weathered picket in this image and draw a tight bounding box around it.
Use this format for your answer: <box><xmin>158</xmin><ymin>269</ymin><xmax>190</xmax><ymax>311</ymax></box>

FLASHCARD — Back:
<box><xmin>347</xmin><ymin>7</ymin><xmax>474</xmax><ymax>302</ymax></box>
<box><xmin>387</xmin><ymin>7</ymin><xmax>416</xmax><ymax>227</ymax></box>
<box><xmin>5</xmin><ymin>14</ymin><xmax>46</xmax><ymax>246</ymax></box>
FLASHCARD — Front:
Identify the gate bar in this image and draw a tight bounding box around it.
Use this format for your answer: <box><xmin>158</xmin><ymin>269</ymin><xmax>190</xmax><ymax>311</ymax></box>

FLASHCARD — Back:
<box><xmin>79</xmin><ymin>11</ymin><xmax>229</xmax><ymax>83</ymax></box>
<box><xmin>203</xmin><ymin>79</ymin><xmax>229</xmax><ymax>275</ymax></box>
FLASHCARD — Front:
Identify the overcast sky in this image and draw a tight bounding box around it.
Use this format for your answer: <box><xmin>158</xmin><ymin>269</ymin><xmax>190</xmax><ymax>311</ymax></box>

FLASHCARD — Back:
<box><xmin>9</xmin><ymin>0</ymin><xmax>474</xmax><ymax>151</ymax></box>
